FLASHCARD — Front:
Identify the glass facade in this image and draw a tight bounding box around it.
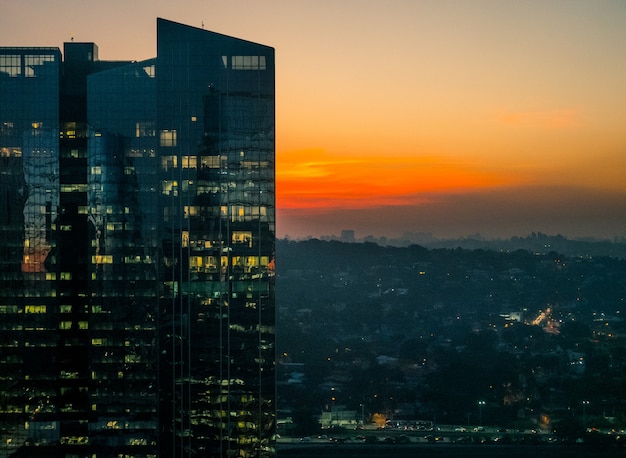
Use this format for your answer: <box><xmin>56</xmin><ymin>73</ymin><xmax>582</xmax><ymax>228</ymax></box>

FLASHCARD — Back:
<box><xmin>0</xmin><ymin>18</ymin><xmax>275</xmax><ymax>458</ymax></box>
<box><xmin>0</xmin><ymin>47</ymin><xmax>63</xmax><ymax>455</ymax></box>
<box><xmin>156</xmin><ymin>20</ymin><xmax>275</xmax><ymax>457</ymax></box>
<box><xmin>86</xmin><ymin>58</ymin><xmax>160</xmax><ymax>456</ymax></box>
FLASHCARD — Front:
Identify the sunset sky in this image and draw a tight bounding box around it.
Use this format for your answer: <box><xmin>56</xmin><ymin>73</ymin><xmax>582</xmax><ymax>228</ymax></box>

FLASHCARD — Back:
<box><xmin>2</xmin><ymin>1</ymin><xmax>626</xmax><ymax>240</ymax></box>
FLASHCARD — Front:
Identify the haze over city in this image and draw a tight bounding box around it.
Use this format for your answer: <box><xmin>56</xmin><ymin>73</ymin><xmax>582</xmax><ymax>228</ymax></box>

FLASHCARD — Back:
<box><xmin>3</xmin><ymin>0</ymin><xmax>626</xmax><ymax>240</ymax></box>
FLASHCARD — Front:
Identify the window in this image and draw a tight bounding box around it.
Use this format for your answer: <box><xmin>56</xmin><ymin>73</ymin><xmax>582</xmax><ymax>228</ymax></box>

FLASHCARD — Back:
<box><xmin>0</xmin><ymin>147</ymin><xmax>21</xmax><ymax>157</ymax></box>
<box><xmin>231</xmin><ymin>206</ymin><xmax>245</xmax><ymax>222</ymax></box>
<box><xmin>60</xmin><ymin>122</ymin><xmax>85</xmax><ymax>139</ymax></box>
<box><xmin>183</xmin><ymin>206</ymin><xmax>198</xmax><ymax>218</ymax></box>
<box><xmin>60</xmin><ymin>184</ymin><xmax>88</xmax><ymax>193</ymax></box>
<box><xmin>161</xmin><ymin>155</ymin><xmax>177</xmax><ymax>170</ymax></box>
<box><xmin>182</xmin><ymin>156</ymin><xmax>197</xmax><ymax>168</ymax></box>
<box><xmin>25</xmin><ymin>305</ymin><xmax>46</xmax><ymax>314</ymax></box>
<box><xmin>0</xmin><ymin>121</ymin><xmax>13</xmax><ymax>135</ymax></box>
<box><xmin>232</xmin><ymin>231</ymin><xmax>253</xmax><ymax>247</ymax></box>
<box><xmin>0</xmin><ymin>305</ymin><xmax>18</xmax><ymax>314</ymax></box>
<box><xmin>60</xmin><ymin>149</ymin><xmax>81</xmax><ymax>158</ymax></box>
<box><xmin>205</xmin><ymin>256</ymin><xmax>218</xmax><ymax>270</ymax></box>
<box><xmin>135</xmin><ymin>121</ymin><xmax>155</xmax><ymax>137</ymax></box>
<box><xmin>162</xmin><ymin>180</ymin><xmax>177</xmax><ymax>195</ymax></box>
<box><xmin>142</xmin><ymin>64</ymin><xmax>155</xmax><ymax>78</ymax></box>
<box><xmin>0</xmin><ymin>54</ymin><xmax>21</xmax><ymax>77</ymax></box>
<box><xmin>24</xmin><ymin>54</ymin><xmax>55</xmax><ymax>77</ymax></box>
<box><xmin>182</xmin><ymin>231</ymin><xmax>189</xmax><ymax>248</ymax></box>
<box><xmin>181</xmin><ymin>179</ymin><xmax>193</xmax><ymax>192</ymax></box>
<box><xmin>228</xmin><ymin>55</ymin><xmax>267</xmax><ymax>70</ymax></box>
<box><xmin>159</xmin><ymin>130</ymin><xmax>177</xmax><ymax>147</ymax></box>
<box><xmin>201</xmin><ymin>156</ymin><xmax>220</xmax><ymax>168</ymax></box>
<box><xmin>190</xmin><ymin>256</ymin><xmax>203</xmax><ymax>269</ymax></box>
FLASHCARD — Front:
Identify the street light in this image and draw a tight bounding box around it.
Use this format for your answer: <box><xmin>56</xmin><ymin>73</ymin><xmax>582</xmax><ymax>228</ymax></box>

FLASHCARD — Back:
<box><xmin>478</xmin><ymin>401</ymin><xmax>486</xmax><ymax>426</ymax></box>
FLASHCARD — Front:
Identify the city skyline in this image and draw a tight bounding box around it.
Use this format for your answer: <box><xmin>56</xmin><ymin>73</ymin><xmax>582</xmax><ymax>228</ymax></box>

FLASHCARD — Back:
<box><xmin>2</xmin><ymin>1</ymin><xmax>626</xmax><ymax>240</ymax></box>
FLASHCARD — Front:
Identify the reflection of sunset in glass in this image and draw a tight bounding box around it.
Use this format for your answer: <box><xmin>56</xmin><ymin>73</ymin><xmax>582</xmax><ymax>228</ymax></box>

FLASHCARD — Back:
<box><xmin>3</xmin><ymin>0</ymin><xmax>626</xmax><ymax>239</ymax></box>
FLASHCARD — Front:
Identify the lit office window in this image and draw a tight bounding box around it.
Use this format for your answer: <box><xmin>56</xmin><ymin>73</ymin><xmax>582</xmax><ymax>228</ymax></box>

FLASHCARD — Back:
<box><xmin>159</xmin><ymin>129</ymin><xmax>177</xmax><ymax>146</ymax></box>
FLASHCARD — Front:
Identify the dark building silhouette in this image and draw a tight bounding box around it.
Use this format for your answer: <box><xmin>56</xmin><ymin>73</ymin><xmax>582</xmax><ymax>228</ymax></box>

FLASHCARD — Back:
<box><xmin>0</xmin><ymin>18</ymin><xmax>275</xmax><ymax>457</ymax></box>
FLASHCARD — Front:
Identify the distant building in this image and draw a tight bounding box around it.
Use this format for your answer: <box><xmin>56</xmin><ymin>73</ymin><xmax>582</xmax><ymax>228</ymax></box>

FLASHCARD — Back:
<box><xmin>319</xmin><ymin>409</ymin><xmax>358</xmax><ymax>428</ymax></box>
<box><xmin>0</xmin><ymin>18</ymin><xmax>275</xmax><ymax>457</ymax></box>
<box><xmin>340</xmin><ymin>229</ymin><xmax>355</xmax><ymax>243</ymax></box>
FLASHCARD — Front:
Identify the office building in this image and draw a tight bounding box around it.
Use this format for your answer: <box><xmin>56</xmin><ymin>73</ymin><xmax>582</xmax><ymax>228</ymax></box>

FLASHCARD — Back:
<box><xmin>0</xmin><ymin>18</ymin><xmax>275</xmax><ymax>457</ymax></box>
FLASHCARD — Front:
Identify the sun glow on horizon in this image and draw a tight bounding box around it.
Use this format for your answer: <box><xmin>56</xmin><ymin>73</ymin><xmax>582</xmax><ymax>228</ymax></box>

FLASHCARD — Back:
<box><xmin>277</xmin><ymin>148</ymin><xmax>524</xmax><ymax>210</ymax></box>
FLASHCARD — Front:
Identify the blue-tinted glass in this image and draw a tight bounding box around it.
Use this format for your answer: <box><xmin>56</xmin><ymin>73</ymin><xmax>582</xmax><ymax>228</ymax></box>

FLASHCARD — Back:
<box><xmin>1</xmin><ymin>19</ymin><xmax>275</xmax><ymax>457</ymax></box>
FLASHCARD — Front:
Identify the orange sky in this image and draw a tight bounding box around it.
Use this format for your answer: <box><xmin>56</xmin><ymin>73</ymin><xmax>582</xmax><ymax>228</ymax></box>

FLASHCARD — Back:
<box><xmin>278</xmin><ymin>149</ymin><xmax>517</xmax><ymax>209</ymax></box>
<box><xmin>2</xmin><ymin>0</ymin><xmax>626</xmax><ymax>239</ymax></box>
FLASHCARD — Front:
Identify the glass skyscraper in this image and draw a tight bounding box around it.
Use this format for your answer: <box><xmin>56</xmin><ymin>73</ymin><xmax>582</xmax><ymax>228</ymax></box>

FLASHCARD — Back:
<box><xmin>0</xmin><ymin>18</ymin><xmax>275</xmax><ymax>457</ymax></box>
